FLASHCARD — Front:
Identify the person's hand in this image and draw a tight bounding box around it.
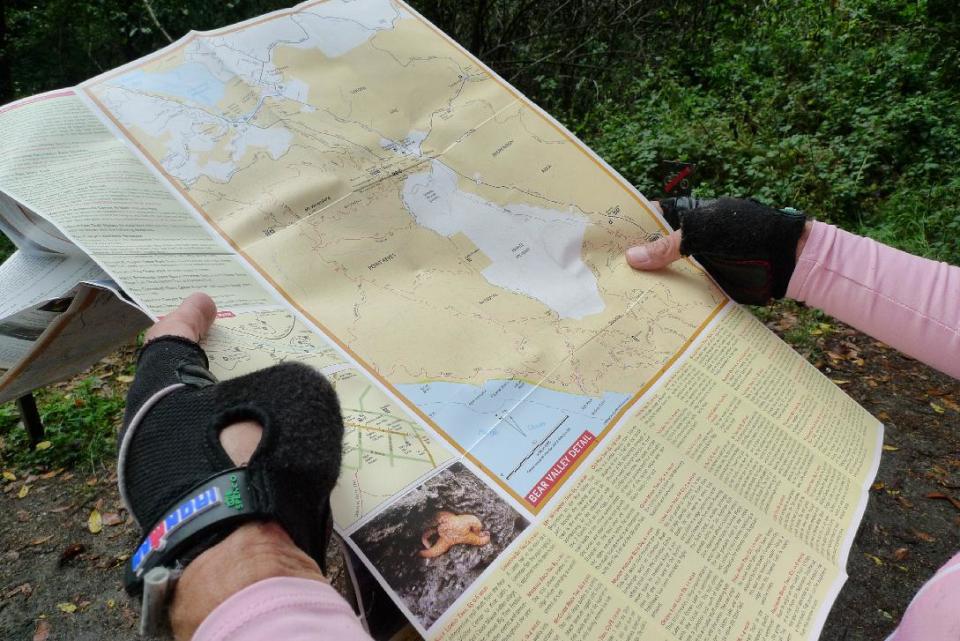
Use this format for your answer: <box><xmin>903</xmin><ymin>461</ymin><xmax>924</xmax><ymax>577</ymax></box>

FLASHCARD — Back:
<box><xmin>118</xmin><ymin>293</ymin><xmax>344</xmax><ymax>636</ymax></box>
<box><xmin>626</xmin><ymin>197</ymin><xmax>812</xmax><ymax>305</ymax></box>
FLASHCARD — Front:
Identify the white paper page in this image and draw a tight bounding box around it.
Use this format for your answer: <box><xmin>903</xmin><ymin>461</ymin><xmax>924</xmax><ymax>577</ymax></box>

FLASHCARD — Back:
<box><xmin>0</xmin><ymin>250</ymin><xmax>107</xmax><ymax>319</ymax></box>
<box><xmin>0</xmin><ymin>191</ymin><xmax>79</xmax><ymax>255</ymax></box>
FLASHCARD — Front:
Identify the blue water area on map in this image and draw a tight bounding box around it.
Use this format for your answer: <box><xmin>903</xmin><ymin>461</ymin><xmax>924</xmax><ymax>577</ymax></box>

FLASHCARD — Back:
<box><xmin>397</xmin><ymin>379</ymin><xmax>630</xmax><ymax>496</ymax></box>
<box><xmin>111</xmin><ymin>63</ymin><xmax>227</xmax><ymax>107</ymax></box>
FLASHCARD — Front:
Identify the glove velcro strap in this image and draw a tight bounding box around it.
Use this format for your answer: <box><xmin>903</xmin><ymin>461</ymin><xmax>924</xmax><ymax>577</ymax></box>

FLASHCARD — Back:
<box><xmin>125</xmin><ymin>468</ymin><xmax>266</xmax><ymax>595</ymax></box>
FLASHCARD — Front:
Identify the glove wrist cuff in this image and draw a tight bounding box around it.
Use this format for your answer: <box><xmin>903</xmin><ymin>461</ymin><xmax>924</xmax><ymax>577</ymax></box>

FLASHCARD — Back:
<box><xmin>125</xmin><ymin>468</ymin><xmax>265</xmax><ymax>595</ymax></box>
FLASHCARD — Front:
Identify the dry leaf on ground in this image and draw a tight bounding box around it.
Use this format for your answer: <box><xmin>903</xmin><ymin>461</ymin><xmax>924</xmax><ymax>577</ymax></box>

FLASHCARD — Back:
<box><xmin>88</xmin><ymin>509</ymin><xmax>103</xmax><ymax>534</ymax></box>
<box><xmin>32</xmin><ymin>619</ymin><xmax>50</xmax><ymax>641</ymax></box>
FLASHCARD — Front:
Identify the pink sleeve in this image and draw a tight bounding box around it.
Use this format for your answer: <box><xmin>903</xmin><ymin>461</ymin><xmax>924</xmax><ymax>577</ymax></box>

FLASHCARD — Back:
<box><xmin>886</xmin><ymin>552</ymin><xmax>960</xmax><ymax>640</ymax></box>
<box><xmin>787</xmin><ymin>221</ymin><xmax>960</xmax><ymax>379</ymax></box>
<box><xmin>191</xmin><ymin>577</ymin><xmax>373</xmax><ymax>641</ymax></box>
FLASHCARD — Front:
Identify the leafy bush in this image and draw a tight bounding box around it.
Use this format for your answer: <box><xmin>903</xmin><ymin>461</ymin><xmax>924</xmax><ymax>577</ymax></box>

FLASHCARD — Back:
<box><xmin>0</xmin><ymin>378</ymin><xmax>125</xmax><ymax>473</ymax></box>
<box><xmin>569</xmin><ymin>0</ymin><xmax>960</xmax><ymax>264</ymax></box>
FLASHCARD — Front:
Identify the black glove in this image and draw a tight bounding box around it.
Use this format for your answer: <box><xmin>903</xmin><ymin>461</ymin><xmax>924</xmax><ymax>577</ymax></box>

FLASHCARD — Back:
<box><xmin>118</xmin><ymin>336</ymin><xmax>344</xmax><ymax>595</ymax></box>
<box><xmin>660</xmin><ymin>196</ymin><xmax>807</xmax><ymax>305</ymax></box>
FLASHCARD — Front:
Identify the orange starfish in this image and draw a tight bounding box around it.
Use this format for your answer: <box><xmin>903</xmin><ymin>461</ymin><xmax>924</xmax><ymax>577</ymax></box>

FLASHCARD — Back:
<box><xmin>419</xmin><ymin>511</ymin><xmax>491</xmax><ymax>558</ymax></box>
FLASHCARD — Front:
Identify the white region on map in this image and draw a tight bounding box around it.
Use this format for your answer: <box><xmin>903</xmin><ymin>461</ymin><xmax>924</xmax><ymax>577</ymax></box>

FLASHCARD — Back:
<box><xmin>402</xmin><ymin>159</ymin><xmax>604</xmax><ymax>320</ymax></box>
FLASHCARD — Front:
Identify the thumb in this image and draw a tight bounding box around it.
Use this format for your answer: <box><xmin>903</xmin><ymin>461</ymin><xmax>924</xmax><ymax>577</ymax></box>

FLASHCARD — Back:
<box><xmin>626</xmin><ymin>230</ymin><xmax>683</xmax><ymax>270</ymax></box>
<box><xmin>145</xmin><ymin>292</ymin><xmax>217</xmax><ymax>343</ymax></box>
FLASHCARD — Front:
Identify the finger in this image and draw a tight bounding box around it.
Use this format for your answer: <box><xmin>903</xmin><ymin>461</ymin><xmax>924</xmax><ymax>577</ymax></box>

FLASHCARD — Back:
<box><xmin>145</xmin><ymin>292</ymin><xmax>217</xmax><ymax>344</ymax></box>
<box><xmin>626</xmin><ymin>230</ymin><xmax>683</xmax><ymax>270</ymax></box>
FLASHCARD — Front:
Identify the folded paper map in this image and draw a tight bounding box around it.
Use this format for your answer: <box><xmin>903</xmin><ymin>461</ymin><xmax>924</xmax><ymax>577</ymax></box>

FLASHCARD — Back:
<box><xmin>0</xmin><ymin>1</ymin><xmax>882</xmax><ymax>639</ymax></box>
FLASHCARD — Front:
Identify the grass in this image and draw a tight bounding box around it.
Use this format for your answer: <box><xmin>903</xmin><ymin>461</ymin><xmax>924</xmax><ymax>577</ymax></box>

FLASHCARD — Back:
<box><xmin>0</xmin><ymin>376</ymin><xmax>127</xmax><ymax>475</ymax></box>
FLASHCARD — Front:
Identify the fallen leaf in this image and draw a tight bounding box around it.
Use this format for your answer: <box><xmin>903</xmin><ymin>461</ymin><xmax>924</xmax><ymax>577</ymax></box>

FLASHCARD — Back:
<box><xmin>29</xmin><ymin>535</ymin><xmax>54</xmax><ymax>546</ymax></box>
<box><xmin>34</xmin><ymin>441</ymin><xmax>52</xmax><ymax>451</ymax></box>
<box><xmin>85</xmin><ymin>476</ymin><xmax>97</xmax><ymax>486</ymax></box>
<box><xmin>87</xmin><ymin>509</ymin><xmax>103</xmax><ymax>534</ymax></box>
<box><xmin>896</xmin><ymin>496</ymin><xmax>914</xmax><ymax>509</ymax></box>
<box><xmin>16</xmin><ymin>510</ymin><xmax>29</xmax><ymax>522</ymax></box>
<box><xmin>18</xmin><ymin>485</ymin><xmax>29</xmax><ymax>499</ymax></box>
<box><xmin>106</xmin><ymin>599</ymin><xmax>115</xmax><ymax>609</ymax></box>
<box><xmin>883</xmin><ymin>444</ymin><xmax>899</xmax><ymax>451</ymax></box>
<box><xmin>101</xmin><ymin>512</ymin><xmax>124</xmax><ymax>527</ymax></box>
<box><xmin>871</xmin><ymin>482</ymin><xmax>885</xmax><ymax>491</ymax></box>
<box><xmin>115</xmin><ymin>374</ymin><xmax>134</xmax><ymax>384</ymax></box>
<box><xmin>58</xmin><ymin>543</ymin><xmax>86</xmax><ymax>567</ymax></box>
<box><xmin>912</xmin><ymin>529</ymin><xmax>937</xmax><ymax>542</ymax></box>
<box><xmin>925</xmin><ymin>492</ymin><xmax>960</xmax><ymax>511</ymax></box>
<box><xmin>877</xmin><ymin>411</ymin><xmax>891</xmax><ymax>421</ymax></box>
<box><xmin>865</xmin><ymin>553</ymin><xmax>885</xmax><ymax>566</ymax></box>
<box><xmin>931</xmin><ymin>402</ymin><xmax>946</xmax><ymax>414</ymax></box>
<box><xmin>40</xmin><ymin>469</ymin><xmax>63</xmax><ymax>480</ymax></box>
<box><xmin>2</xmin><ymin>471</ymin><xmax>15</xmax><ymax>482</ymax></box>
<box><xmin>893</xmin><ymin>547</ymin><xmax>910</xmax><ymax>561</ymax></box>
<box><xmin>831</xmin><ymin>379</ymin><xmax>850</xmax><ymax>385</ymax></box>
<box><xmin>57</xmin><ymin>603</ymin><xmax>77</xmax><ymax>614</ymax></box>
<box><xmin>4</xmin><ymin>582</ymin><xmax>32</xmax><ymax>598</ymax></box>
<box><xmin>32</xmin><ymin>619</ymin><xmax>50</xmax><ymax>641</ymax></box>
<box><xmin>120</xmin><ymin>606</ymin><xmax>137</xmax><ymax>627</ymax></box>
<box><xmin>49</xmin><ymin>504</ymin><xmax>72</xmax><ymax>514</ymax></box>
<box><xmin>942</xmin><ymin>398</ymin><xmax>960</xmax><ymax>412</ymax></box>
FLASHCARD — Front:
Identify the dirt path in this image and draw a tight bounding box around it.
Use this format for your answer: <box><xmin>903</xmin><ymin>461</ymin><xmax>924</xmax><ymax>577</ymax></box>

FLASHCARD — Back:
<box><xmin>1</xmin><ymin>310</ymin><xmax>957</xmax><ymax>640</ymax></box>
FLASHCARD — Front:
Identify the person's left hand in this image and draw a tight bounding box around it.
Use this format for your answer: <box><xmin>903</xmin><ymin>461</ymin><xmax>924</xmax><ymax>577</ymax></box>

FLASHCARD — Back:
<box><xmin>118</xmin><ymin>293</ymin><xmax>344</xmax><ymax>610</ymax></box>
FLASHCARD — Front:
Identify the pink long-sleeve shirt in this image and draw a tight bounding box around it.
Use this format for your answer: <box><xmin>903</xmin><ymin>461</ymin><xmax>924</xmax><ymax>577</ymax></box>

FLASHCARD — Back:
<box><xmin>193</xmin><ymin>222</ymin><xmax>960</xmax><ymax>641</ymax></box>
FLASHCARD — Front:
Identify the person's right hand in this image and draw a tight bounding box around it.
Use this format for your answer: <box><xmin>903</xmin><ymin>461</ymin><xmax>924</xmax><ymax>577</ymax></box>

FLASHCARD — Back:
<box><xmin>626</xmin><ymin>197</ymin><xmax>812</xmax><ymax>305</ymax></box>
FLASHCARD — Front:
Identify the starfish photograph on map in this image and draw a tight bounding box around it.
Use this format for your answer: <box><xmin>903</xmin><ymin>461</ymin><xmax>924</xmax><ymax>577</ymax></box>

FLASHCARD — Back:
<box><xmin>352</xmin><ymin>462</ymin><xmax>529</xmax><ymax>629</ymax></box>
<box><xmin>81</xmin><ymin>0</ymin><xmax>727</xmax><ymax>508</ymax></box>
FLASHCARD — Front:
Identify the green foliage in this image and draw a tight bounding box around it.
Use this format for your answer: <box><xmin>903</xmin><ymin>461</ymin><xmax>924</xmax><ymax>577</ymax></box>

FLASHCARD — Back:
<box><xmin>0</xmin><ymin>378</ymin><xmax>125</xmax><ymax>473</ymax></box>
<box><xmin>0</xmin><ymin>231</ymin><xmax>13</xmax><ymax>262</ymax></box>
<box><xmin>570</xmin><ymin>0</ymin><xmax>960</xmax><ymax>264</ymax></box>
<box><xmin>2</xmin><ymin>1</ymin><xmax>293</xmax><ymax>100</ymax></box>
